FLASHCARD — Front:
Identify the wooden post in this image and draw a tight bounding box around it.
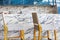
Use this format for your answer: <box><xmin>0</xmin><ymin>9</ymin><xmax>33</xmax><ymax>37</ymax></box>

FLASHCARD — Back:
<box><xmin>20</xmin><ymin>30</ymin><xmax>24</xmax><ymax>40</ymax></box>
<box><xmin>32</xmin><ymin>13</ymin><xmax>39</xmax><ymax>40</ymax></box>
<box><xmin>2</xmin><ymin>13</ymin><xmax>8</xmax><ymax>40</ymax></box>
<box><xmin>34</xmin><ymin>29</ymin><xmax>36</xmax><ymax>40</ymax></box>
<box><xmin>32</xmin><ymin>13</ymin><xmax>39</xmax><ymax>30</ymax></box>
<box><xmin>47</xmin><ymin>30</ymin><xmax>50</xmax><ymax>40</ymax></box>
<box><xmin>4</xmin><ymin>23</ymin><xmax>8</xmax><ymax>40</ymax></box>
<box><xmin>54</xmin><ymin>30</ymin><xmax>57</xmax><ymax>40</ymax></box>
<box><xmin>38</xmin><ymin>24</ymin><xmax>42</xmax><ymax>40</ymax></box>
<box><xmin>32</xmin><ymin>13</ymin><xmax>43</xmax><ymax>40</ymax></box>
<box><xmin>32</xmin><ymin>13</ymin><xmax>38</xmax><ymax>40</ymax></box>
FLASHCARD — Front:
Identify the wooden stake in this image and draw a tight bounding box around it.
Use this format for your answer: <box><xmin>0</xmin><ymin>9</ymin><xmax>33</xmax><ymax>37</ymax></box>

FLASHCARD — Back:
<box><xmin>32</xmin><ymin>13</ymin><xmax>39</xmax><ymax>40</ymax></box>
<box><xmin>20</xmin><ymin>30</ymin><xmax>24</xmax><ymax>40</ymax></box>
<box><xmin>47</xmin><ymin>30</ymin><xmax>50</xmax><ymax>40</ymax></box>
<box><xmin>32</xmin><ymin>13</ymin><xmax>39</xmax><ymax>30</ymax></box>
<box><xmin>38</xmin><ymin>24</ymin><xmax>42</xmax><ymax>40</ymax></box>
<box><xmin>32</xmin><ymin>13</ymin><xmax>42</xmax><ymax>40</ymax></box>
<box><xmin>54</xmin><ymin>30</ymin><xmax>57</xmax><ymax>40</ymax></box>
<box><xmin>4</xmin><ymin>23</ymin><xmax>8</xmax><ymax>40</ymax></box>
<box><xmin>2</xmin><ymin>13</ymin><xmax>8</xmax><ymax>40</ymax></box>
<box><xmin>34</xmin><ymin>29</ymin><xmax>36</xmax><ymax>40</ymax></box>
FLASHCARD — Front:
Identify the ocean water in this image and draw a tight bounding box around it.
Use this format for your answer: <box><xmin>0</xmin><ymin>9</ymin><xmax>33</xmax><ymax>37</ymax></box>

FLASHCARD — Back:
<box><xmin>57</xmin><ymin>7</ymin><xmax>60</xmax><ymax>14</ymax></box>
<box><xmin>0</xmin><ymin>0</ymin><xmax>54</xmax><ymax>5</ymax></box>
<box><xmin>56</xmin><ymin>0</ymin><xmax>60</xmax><ymax>14</ymax></box>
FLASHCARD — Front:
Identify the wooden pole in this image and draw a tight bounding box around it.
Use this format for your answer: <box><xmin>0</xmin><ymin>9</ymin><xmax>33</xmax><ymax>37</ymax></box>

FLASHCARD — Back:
<box><xmin>34</xmin><ymin>29</ymin><xmax>36</xmax><ymax>40</ymax></box>
<box><xmin>2</xmin><ymin>13</ymin><xmax>8</xmax><ymax>40</ymax></box>
<box><xmin>47</xmin><ymin>30</ymin><xmax>50</xmax><ymax>40</ymax></box>
<box><xmin>54</xmin><ymin>30</ymin><xmax>57</xmax><ymax>40</ymax></box>
<box><xmin>20</xmin><ymin>30</ymin><xmax>24</xmax><ymax>40</ymax></box>
<box><xmin>4</xmin><ymin>23</ymin><xmax>8</xmax><ymax>40</ymax></box>
<box><xmin>32</xmin><ymin>13</ymin><xmax>39</xmax><ymax>40</ymax></box>
<box><xmin>32</xmin><ymin>13</ymin><xmax>43</xmax><ymax>40</ymax></box>
<box><xmin>32</xmin><ymin>13</ymin><xmax>39</xmax><ymax>30</ymax></box>
<box><xmin>38</xmin><ymin>24</ymin><xmax>42</xmax><ymax>40</ymax></box>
